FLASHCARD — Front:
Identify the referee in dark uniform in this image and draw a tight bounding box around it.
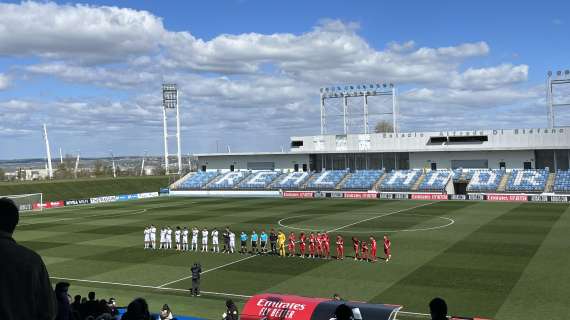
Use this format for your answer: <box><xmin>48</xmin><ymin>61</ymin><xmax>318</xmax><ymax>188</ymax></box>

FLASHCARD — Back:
<box><xmin>269</xmin><ymin>229</ymin><xmax>278</xmax><ymax>255</ymax></box>
<box><xmin>190</xmin><ymin>262</ymin><xmax>202</xmax><ymax>296</ymax></box>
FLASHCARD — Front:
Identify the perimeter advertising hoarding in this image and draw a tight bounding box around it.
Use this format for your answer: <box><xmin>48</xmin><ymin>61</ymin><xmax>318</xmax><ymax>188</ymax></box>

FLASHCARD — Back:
<box><xmin>410</xmin><ymin>193</ymin><xmax>448</xmax><ymax>201</ymax></box>
<box><xmin>241</xmin><ymin>294</ymin><xmax>401</xmax><ymax>320</ymax></box>
<box><xmin>449</xmin><ymin>194</ymin><xmax>467</xmax><ymax>200</ymax></box>
<box><xmin>33</xmin><ymin>201</ymin><xmax>65</xmax><ymax>209</ymax></box>
<box><xmin>486</xmin><ymin>194</ymin><xmax>528</xmax><ymax>202</ymax></box>
<box><xmin>550</xmin><ymin>195</ymin><xmax>569</xmax><ymax>203</ymax></box>
<box><xmin>90</xmin><ymin>195</ymin><xmax>118</xmax><ymax>204</ymax></box>
<box><xmin>283</xmin><ymin>191</ymin><xmax>315</xmax><ymax>199</ymax></box>
<box><xmin>344</xmin><ymin>192</ymin><xmax>378</xmax><ymax>199</ymax></box>
<box><xmin>64</xmin><ymin>199</ymin><xmax>91</xmax><ymax>206</ymax></box>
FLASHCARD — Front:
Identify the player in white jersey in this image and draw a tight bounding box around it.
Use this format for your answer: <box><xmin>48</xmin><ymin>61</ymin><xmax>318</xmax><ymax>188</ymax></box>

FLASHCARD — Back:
<box><xmin>201</xmin><ymin>228</ymin><xmax>209</xmax><ymax>252</ymax></box>
<box><xmin>150</xmin><ymin>225</ymin><xmax>156</xmax><ymax>249</ymax></box>
<box><xmin>175</xmin><ymin>226</ymin><xmax>181</xmax><ymax>251</ymax></box>
<box><xmin>211</xmin><ymin>228</ymin><xmax>219</xmax><ymax>253</ymax></box>
<box><xmin>191</xmin><ymin>227</ymin><xmax>199</xmax><ymax>251</ymax></box>
<box><xmin>167</xmin><ymin>227</ymin><xmax>173</xmax><ymax>249</ymax></box>
<box><xmin>144</xmin><ymin>226</ymin><xmax>150</xmax><ymax>249</ymax></box>
<box><xmin>229</xmin><ymin>231</ymin><xmax>236</xmax><ymax>253</ymax></box>
<box><xmin>182</xmin><ymin>227</ymin><xmax>189</xmax><ymax>251</ymax></box>
<box><xmin>159</xmin><ymin>228</ymin><xmax>165</xmax><ymax>249</ymax></box>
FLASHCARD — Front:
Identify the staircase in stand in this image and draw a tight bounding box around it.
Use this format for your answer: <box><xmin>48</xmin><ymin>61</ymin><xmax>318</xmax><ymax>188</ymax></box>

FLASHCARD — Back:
<box><xmin>169</xmin><ymin>172</ymin><xmax>194</xmax><ymax>190</ymax></box>
<box><xmin>496</xmin><ymin>172</ymin><xmax>510</xmax><ymax>192</ymax></box>
<box><xmin>373</xmin><ymin>174</ymin><xmax>387</xmax><ymax>191</ymax></box>
<box><xmin>545</xmin><ymin>173</ymin><xmax>556</xmax><ymax>193</ymax></box>
<box><xmin>336</xmin><ymin>172</ymin><xmax>352</xmax><ymax>190</ymax></box>
<box><xmin>411</xmin><ymin>173</ymin><xmax>426</xmax><ymax>191</ymax></box>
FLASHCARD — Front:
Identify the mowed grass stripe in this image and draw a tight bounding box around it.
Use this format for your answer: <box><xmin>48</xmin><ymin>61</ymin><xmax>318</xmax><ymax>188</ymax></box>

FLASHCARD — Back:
<box><xmin>494</xmin><ymin>204</ymin><xmax>570</xmax><ymax>320</ymax></box>
<box><xmin>370</xmin><ymin>203</ymin><xmax>567</xmax><ymax>319</ymax></box>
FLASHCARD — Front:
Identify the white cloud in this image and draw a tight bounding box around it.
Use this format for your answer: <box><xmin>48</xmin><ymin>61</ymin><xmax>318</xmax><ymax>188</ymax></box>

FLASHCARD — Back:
<box><xmin>0</xmin><ymin>2</ymin><xmax>548</xmax><ymax>157</ymax></box>
<box><xmin>0</xmin><ymin>73</ymin><xmax>9</xmax><ymax>90</ymax></box>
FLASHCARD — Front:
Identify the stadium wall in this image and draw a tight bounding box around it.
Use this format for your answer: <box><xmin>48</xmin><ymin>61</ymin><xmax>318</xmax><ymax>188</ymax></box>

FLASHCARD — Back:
<box><xmin>409</xmin><ymin>150</ymin><xmax>535</xmax><ymax>169</ymax></box>
<box><xmin>197</xmin><ymin>153</ymin><xmax>310</xmax><ymax>171</ymax></box>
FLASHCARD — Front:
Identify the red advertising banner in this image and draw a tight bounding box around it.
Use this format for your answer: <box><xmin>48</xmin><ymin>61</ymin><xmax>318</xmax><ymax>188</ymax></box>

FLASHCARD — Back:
<box><xmin>486</xmin><ymin>194</ymin><xmax>528</xmax><ymax>202</ymax></box>
<box><xmin>344</xmin><ymin>192</ymin><xmax>378</xmax><ymax>199</ymax></box>
<box><xmin>410</xmin><ymin>193</ymin><xmax>448</xmax><ymax>200</ymax></box>
<box><xmin>33</xmin><ymin>201</ymin><xmax>65</xmax><ymax>209</ymax></box>
<box><xmin>283</xmin><ymin>191</ymin><xmax>315</xmax><ymax>199</ymax></box>
<box><xmin>241</xmin><ymin>294</ymin><xmax>325</xmax><ymax>320</ymax></box>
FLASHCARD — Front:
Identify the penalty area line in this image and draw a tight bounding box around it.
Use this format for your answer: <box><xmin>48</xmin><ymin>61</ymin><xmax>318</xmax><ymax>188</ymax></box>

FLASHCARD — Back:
<box><xmin>49</xmin><ymin>276</ymin><xmax>252</xmax><ymax>299</ymax></box>
<box><xmin>157</xmin><ymin>254</ymin><xmax>258</xmax><ymax>288</ymax></box>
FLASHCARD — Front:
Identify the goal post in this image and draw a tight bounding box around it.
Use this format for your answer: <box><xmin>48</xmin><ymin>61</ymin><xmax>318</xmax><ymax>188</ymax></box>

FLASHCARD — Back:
<box><xmin>1</xmin><ymin>193</ymin><xmax>43</xmax><ymax>212</ymax></box>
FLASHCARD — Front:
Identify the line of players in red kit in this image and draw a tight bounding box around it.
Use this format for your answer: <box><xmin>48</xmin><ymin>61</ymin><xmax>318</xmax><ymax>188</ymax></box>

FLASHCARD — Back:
<box><xmin>285</xmin><ymin>232</ymin><xmax>392</xmax><ymax>262</ymax></box>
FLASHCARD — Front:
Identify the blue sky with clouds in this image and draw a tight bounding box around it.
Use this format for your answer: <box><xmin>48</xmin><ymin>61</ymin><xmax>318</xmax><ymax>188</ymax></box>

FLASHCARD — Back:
<box><xmin>0</xmin><ymin>0</ymin><xmax>569</xmax><ymax>159</ymax></box>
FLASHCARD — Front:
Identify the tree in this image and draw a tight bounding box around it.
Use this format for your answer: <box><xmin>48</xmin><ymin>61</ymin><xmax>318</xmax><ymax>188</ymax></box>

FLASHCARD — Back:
<box><xmin>374</xmin><ymin>120</ymin><xmax>394</xmax><ymax>133</ymax></box>
<box><xmin>94</xmin><ymin>160</ymin><xmax>104</xmax><ymax>177</ymax></box>
<box><xmin>0</xmin><ymin>167</ymin><xmax>5</xmax><ymax>181</ymax></box>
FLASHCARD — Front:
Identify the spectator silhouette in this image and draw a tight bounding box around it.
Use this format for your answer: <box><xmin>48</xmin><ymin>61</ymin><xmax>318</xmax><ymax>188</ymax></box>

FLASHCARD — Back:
<box><xmin>429</xmin><ymin>297</ymin><xmax>448</xmax><ymax>320</ymax></box>
<box><xmin>223</xmin><ymin>299</ymin><xmax>239</xmax><ymax>320</ymax></box>
<box><xmin>54</xmin><ymin>282</ymin><xmax>72</xmax><ymax>320</ymax></box>
<box><xmin>333</xmin><ymin>304</ymin><xmax>353</xmax><ymax>320</ymax></box>
<box><xmin>70</xmin><ymin>295</ymin><xmax>82</xmax><ymax>320</ymax></box>
<box><xmin>159</xmin><ymin>304</ymin><xmax>174</xmax><ymax>320</ymax></box>
<box><xmin>0</xmin><ymin>197</ymin><xmax>56</xmax><ymax>320</ymax></box>
<box><xmin>122</xmin><ymin>298</ymin><xmax>151</xmax><ymax>320</ymax></box>
<box><xmin>83</xmin><ymin>291</ymin><xmax>99</xmax><ymax>318</ymax></box>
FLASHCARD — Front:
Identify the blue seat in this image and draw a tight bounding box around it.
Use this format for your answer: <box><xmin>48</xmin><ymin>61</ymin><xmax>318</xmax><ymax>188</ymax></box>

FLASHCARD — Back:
<box><xmin>380</xmin><ymin>170</ymin><xmax>422</xmax><ymax>192</ymax></box>
<box><xmin>418</xmin><ymin>170</ymin><xmax>452</xmax><ymax>192</ymax></box>
<box><xmin>554</xmin><ymin>170</ymin><xmax>570</xmax><ymax>193</ymax></box>
<box><xmin>178</xmin><ymin>171</ymin><xmax>220</xmax><ymax>190</ymax></box>
<box><xmin>505</xmin><ymin>169</ymin><xmax>548</xmax><ymax>193</ymax></box>
<box><xmin>306</xmin><ymin>170</ymin><xmax>349</xmax><ymax>190</ymax></box>
<box><xmin>467</xmin><ymin>170</ymin><xmax>505</xmax><ymax>192</ymax></box>
<box><xmin>341</xmin><ymin>170</ymin><xmax>384</xmax><ymax>190</ymax></box>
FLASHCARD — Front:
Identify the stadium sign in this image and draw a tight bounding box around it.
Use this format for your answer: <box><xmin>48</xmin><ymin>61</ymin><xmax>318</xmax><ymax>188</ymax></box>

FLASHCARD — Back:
<box><xmin>64</xmin><ymin>199</ymin><xmax>91</xmax><ymax>206</ymax></box>
<box><xmin>486</xmin><ymin>194</ymin><xmax>528</xmax><ymax>202</ymax></box>
<box><xmin>90</xmin><ymin>195</ymin><xmax>118</xmax><ymax>204</ymax></box>
<box><xmin>529</xmin><ymin>195</ymin><xmax>549</xmax><ymax>202</ymax></box>
<box><xmin>410</xmin><ymin>193</ymin><xmax>448</xmax><ymax>201</ymax></box>
<box><xmin>344</xmin><ymin>192</ymin><xmax>378</xmax><ymax>199</ymax></box>
<box><xmin>330</xmin><ymin>191</ymin><xmax>344</xmax><ymax>198</ymax></box>
<box><xmin>449</xmin><ymin>194</ymin><xmax>467</xmax><ymax>200</ymax></box>
<box><xmin>550</xmin><ymin>195</ymin><xmax>569</xmax><ymax>203</ymax></box>
<box><xmin>468</xmin><ymin>194</ymin><xmax>485</xmax><ymax>201</ymax></box>
<box><xmin>394</xmin><ymin>193</ymin><xmax>409</xmax><ymax>200</ymax></box>
<box><xmin>137</xmin><ymin>192</ymin><xmax>159</xmax><ymax>199</ymax></box>
<box><xmin>33</xmin><ymin>201</ymin><xmax>65</xmax><ymax>209</ymax></box>
<box><xmin>379</xmin><ymin>193</ymin><xmax>394</xmax><ymax>199</ymax></box>
<box><xmin>283</xmin><ymin>191</ymin><xmax>314</xmax><ymax>199</ymax></box>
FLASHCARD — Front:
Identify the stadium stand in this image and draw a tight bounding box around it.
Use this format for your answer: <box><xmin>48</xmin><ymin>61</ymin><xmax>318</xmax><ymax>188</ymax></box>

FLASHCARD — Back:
<box><xmin>505</xmin><ymin>169</ymin><xmax>548</xmax><ymax>193</ymax></box>
<box><xmin>178</xmin><ymin>171</ymin><xmax>220</xmax><ymax>190</ymax></box>
<box><xmin>466</xmin><ymin>169</ymin><xmax>505</xmax><ymax>192</ymax></box>
<box><xmin>417</xmin><ymin>170</ymin><xmax>452</xmax><ymax>192</ymax></box>
<box><xmin>379</xmin><ymin>170</ymin><xmax>422</xmax><ymax>191</ymax></box>
<box><xmin>238</xmin><ymin>171</ymin><xmax>281</xmax><ymax>189</ymax></box>
<box><xmin>272</xmin><ymin>171</ymin><xmax>312</xmax><ymax>189</ymax></box>
<box><xmin>553</xmin><ymin>170</ymin><xmax>570</xmax><ymax>193</ymax></box>
<box><xmin>208</xmin><ymin>171</ymin><xmax>251</xmax><ymax>189</ymax></box>
<box><xmin>306</xmin><ymin>170</ymin><xmax>349</xmax><ymax>190</ymax></box>
<box><xmin>340</xmin><ymin>170</ymin><xmax>384</xmax><ymax>190</ymax></box>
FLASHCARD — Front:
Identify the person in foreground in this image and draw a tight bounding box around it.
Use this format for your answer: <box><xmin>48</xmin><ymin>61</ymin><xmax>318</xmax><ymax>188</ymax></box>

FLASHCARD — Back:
<box><xmin>429</xmin><ymin>297</ymin><xmax>447</xmax><ymax>320</ymax></box>
<box><xmin>121</xmin><ymin>298</ymin><xmax>151</xmax><ymax>320</ymax></box>
<box><xmin>0</xmin><ymin>197</ymin><xmax>56</xmax><ymax>320</ymax></box>
<box><xmin>222</xmin><ymin>299</ymin><xmax>239</xmax><ymax>320</ymax></box>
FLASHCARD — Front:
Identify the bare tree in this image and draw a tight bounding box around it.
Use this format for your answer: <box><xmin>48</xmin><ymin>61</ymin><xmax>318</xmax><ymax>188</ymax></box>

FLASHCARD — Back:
<box><xmin>374</xmin><ymin>120</ymin><xmax>394</xmax><ymax>133</ymax></box>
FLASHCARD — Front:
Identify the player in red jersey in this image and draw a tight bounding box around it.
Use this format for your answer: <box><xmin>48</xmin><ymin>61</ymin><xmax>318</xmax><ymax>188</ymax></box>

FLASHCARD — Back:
<box><xmin>383</xmin><ymin>234</ymin><xmax>391</xmax><ymax>262</ymax></box>
<box><xmin>361</xmin><ymin>241</ymin><xmax>369</xmax><ymax>261</ymax></box>
<box><xmin>352</xmin><ymin>236</ymin><xmax>360</xmax><ymax>261</ymax></box>
<box><xmin>323</xmin><ymin>233</ymin><xmax>331</xmax><ymax>259</ymax></box>
<box><xmin>336</xmin><ymin>235</ymin><xmax>344</xmax><ymax>260</ymax></box>
<box><xmin>308</xmin><ymin>232</ymin><xmax>316</xmax><ymax>258</ymax></box>
<box><xmin>369</xmin><ymin>236</ymin><xmax>377</xmax><ymax>262</ymax></box>
<box><xmin>316</xmin><ymin>232</ymin><xmax>323</xmax><ymax>258</ymax></box>
<box><xmin>288</xmin><ymin>232</ymin><xmax>296</xmax><ymax>257</ymax></box>
<box><xmin>299</xmin><ymin>232</ymin><xmax>306</xmax><ymax>258</ymax></box>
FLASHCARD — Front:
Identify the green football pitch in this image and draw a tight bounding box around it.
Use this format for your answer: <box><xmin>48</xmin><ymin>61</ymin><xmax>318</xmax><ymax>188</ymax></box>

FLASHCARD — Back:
<box><xmin>13</xmin><ymin>197</ymin><xmax>570</xmax><ymax>320</ymax></box>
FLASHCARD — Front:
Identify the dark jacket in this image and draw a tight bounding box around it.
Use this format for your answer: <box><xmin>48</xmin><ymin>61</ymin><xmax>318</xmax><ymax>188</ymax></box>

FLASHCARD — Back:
<box><xmin>54</xmin><ymin>286</ymin><xmax>71</xmax><ymax>320</ymax></box>
<box><xmin>0</xmin><ymin>231</ymin><xmax>56</xmax><ymax>320</ymax></box>
<box><xmin>191</xmin><ymin>264</ymin><xmax>202</xmax><ymax>280</ymax></box>
<box><xmin>225</xmin><ymin>304</ymin><xmax>239</xmax><ymax>320</ymax></box>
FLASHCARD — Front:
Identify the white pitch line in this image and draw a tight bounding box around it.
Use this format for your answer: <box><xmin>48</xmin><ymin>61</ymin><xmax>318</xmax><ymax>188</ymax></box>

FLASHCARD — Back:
<box><xmin>49</xmin><ymin>276</ymin><xmax>252</xmax><ymax>299</ymax></box>
<box><xmin>326</xmin><ymin>201</ymin><xmax>438</xmax><ymax>233</ymax></box>
<box><xmin>18</xmin><ymin>209</ymin><xmax>147</xmax><ymax>226</ymax></box>
<box><xmin>157</xmin><ymin>254</ymin><xmax>258</xmax><ymax>288</ymax></box>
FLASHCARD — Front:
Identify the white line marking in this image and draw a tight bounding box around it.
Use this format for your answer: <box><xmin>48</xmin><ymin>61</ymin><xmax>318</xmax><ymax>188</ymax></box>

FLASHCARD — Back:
<box><xmin>19</xmin><ymin>209</ymin><xmax>147</xmax><ymax>226</ymax></box>
<box><xmin>49</xmin><ymin>276</ymin><xmax>252</xmax><ymax>299</ymax></box>
<box><xmin>157</xmin><ymin>255</ymin><xmax>258</xmax><ymax>288</ymax></box>
<box><xmin>326</xmin><ymin>202</ymin><xmax>437</xmax><ymax>233</ymax></box>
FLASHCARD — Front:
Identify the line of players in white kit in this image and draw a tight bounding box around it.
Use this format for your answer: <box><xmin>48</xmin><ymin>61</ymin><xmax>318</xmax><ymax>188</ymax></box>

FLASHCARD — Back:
<box><xmin>143</xmin><ymin>225</ymin><xmax>237</xmax><ymax>253</ymax></box>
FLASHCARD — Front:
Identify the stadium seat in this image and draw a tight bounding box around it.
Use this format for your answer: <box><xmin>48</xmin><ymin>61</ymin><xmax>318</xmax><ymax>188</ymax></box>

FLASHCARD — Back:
<box><xmin>237</xmin><ymin>171</ymin><xmax>281</xmax><ymax>189</ymax></box>
<box><xmin>466</xmin><ymin>169</ymin><xmax>505</xmax><ymax>192</ymax></box>
<box><xmin>272</xmin><ymin>171</ymin><xmax>312</xmax><ymax>189</ymax></box>
<box><xmin>178</xmin><ymin>171</ymin><xmax>220</xmax><ymax>190</ymax></box>
<box><xmin>379</xmin><ymin>170</ymin><xmax>422</xmax><ymax>191</ymax></box>
<box><xmin>208</xmin><ymin>171</ymin><xmax>251</xmax><ymax>189</ymax></box>
<box><xmin>306</xmin><ymin>170</ymin><xmax>349</xmax><ymax>190</ymax></box>
<box><xmin>418</xmin><ymin>170</ymin><xmax>452</xmax><ymax>192</ymax></box>
<box><xmin>340</xmin><ymin>170</ymin><xmax>384</xmax><ymax>190</ymax></box>
<box><xmin>553</xmin><ymin>170</ymin><xmax>570</xmax><ymax>193</ymax></box>
<box><xmin>505</xmin><ymin>169</ymin><xmax>548</xmax><ymax>193</ymax></box>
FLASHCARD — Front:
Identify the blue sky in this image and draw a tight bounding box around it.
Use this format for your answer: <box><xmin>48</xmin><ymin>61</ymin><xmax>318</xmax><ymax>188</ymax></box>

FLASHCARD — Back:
<box><xmin>0</xmin><ymin>0</ymin><xmax>569</xmax><ymax>159</ymax></box>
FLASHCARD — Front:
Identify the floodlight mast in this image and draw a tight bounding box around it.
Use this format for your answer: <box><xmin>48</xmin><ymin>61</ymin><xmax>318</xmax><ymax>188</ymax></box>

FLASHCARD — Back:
<box><xmin>162</xmin><ymin>84</ymin><xmax>183</xmax><ymax>175</ymax></box>
<box><xmin>547</xmin><ymin>70</ymin><xmax>570</xmax><ymax>128</ymax></box>
<box><xmin>42</xmin><ymin>124</ymin><xmax>53</xmax><ymax>179</ymax></box>
<box><xmin>320</xmin><ymin>83</ymin><xmax>398</xmax><ymax>135</ymax></box>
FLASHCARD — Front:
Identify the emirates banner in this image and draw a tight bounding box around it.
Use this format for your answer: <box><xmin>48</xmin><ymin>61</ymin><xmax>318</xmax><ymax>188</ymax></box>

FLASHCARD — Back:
<box><xmin>241</xmin><ymin>294</ymin><xmax>401</xmax><ymax>320</ymax></box>
<box><xmin>283</xmin><ymin>191</ymin><xmax>315</xmax><ymax>199</ymax></box>
<box><xmin>33</xmin><ymin>201</ymin><xmax>65</xmax><ymax>209</ymax></box>
<box><xmin>344</xmin><ymin>192</ymin><xmax>378</xmax><ymax>199</ymax></box>
<box><xmin>486</xmin><ymin>194</ymin><xmax>528</xmax><ymax>202</ymax></box>
<box><xmin>410</xmin><ymin>193</ymin><xmax>448</xmax><ymax>201</ymax></box>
